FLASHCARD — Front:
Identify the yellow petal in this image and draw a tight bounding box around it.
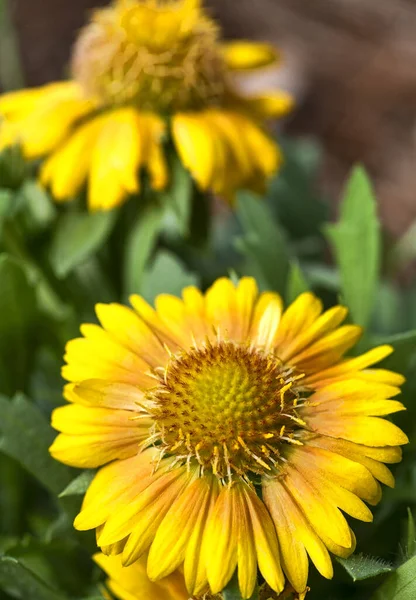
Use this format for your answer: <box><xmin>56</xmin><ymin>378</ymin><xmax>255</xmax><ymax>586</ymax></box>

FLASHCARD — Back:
<box><xmin>147</xmin><ymin>475</ymin><xmax>218</xmax><ymax>583</ymax></box>
<box><xmin>95</xmin><ymin>302</ymin><xmax>169</xmax><ymax>367</ymax></box>
<box><xmin>306</xmin><ymin>414</ymin><xmax>409</xmax><ymax>447</ymax></box>
<box><xmin>202</xmin><ymin>485</ymin><xmax>238</xmax><ymax>594</ymax></box>
<box><xmin>62</xmin><ymin>323</ymin><xmax>154</xmax><ymax>388</ymax></box>
<box><xmin>222</xmin><ymin>41</ymin><xmax>279</xmax><ymax>71</ymax></box>
<box><xmin>68</xmin><ymin>379</ymin><xmax>145</xmax><ymax>410</ymax></box>
<box><xmin>245</xmin><ymin>91</ymin><xmax>295</xmax><ymax>119</ymax></box>
<box><xmin>263</xmin><ymin>478</ymin><xmax>332</xmax><ymax>592</ymax></box>
<box><xmin>283</xmin><ymin>465</ymin><xmax>352</xmax><ymax>549</ymax></box>
<box><xmin>88</xmin><ymin>108</ymin><xmax>141</xmax><ymax>211</ymax></box>
<box><xmin>274</xmin><ymin>293</ymin><xmax>323</xmax><ymax>350</ymax></box>
<box><xmin>141</xmin><ymin>113</ymin><xmax>168</xmax><ymax>190</ymax></box>
<box><xmin>0</xmin><ymin>81</ymin><xmax>80</xmax><ymax>118</ymax></box>
<box><xmin>304</xmin><ymin>345</ymin><xmax>395</xmax><ymax>387</ymax></box>
<box><xmin>242</xmin><ymin>485</ymin><xmax>284</xmax><ymax>594</ymax></box>
<box><xmin>40</xmin><ymin>115</ymin><xmax>104</xmax><ymax>200</ymax></box>
<box><xmin>172</xmin><ymin>113</ymin><xmax>215</xmax><ymax>190</ymax></box>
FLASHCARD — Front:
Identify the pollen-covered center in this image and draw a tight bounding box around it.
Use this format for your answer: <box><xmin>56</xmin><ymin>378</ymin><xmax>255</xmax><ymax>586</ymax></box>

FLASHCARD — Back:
<box><xmin>148</xmin><ymin>341</ymin><xmax>307</xmax><ymax>479</ymax></box>
<box><xmin>71</xmin><ymin>0</ymin><xmax>227</xmax><ymax>111</ymax></box>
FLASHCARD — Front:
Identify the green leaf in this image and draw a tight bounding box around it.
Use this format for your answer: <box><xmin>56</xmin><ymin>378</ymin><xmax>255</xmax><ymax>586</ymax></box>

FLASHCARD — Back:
<box><xmin>374</xmin><ymin>331</ymin><xmax>416</xmax><ymax>373</ymax></box>
<box><xmin>50</xmin><ymin>211</ymin><xmax>117</xmax><ymax>278</ymax></box>
<box><xmin>141</xmin><ymin>250</ymin><xmax>200</xmax><ymax>303</ymax></box>
<box><xmin>372</xmin><ymin>556</ymin><xmax>416</xmax><ymax>600</ymax></box>
<box><xmin>123</xmin><ymin>202</ymin><xmax>166</xmax><ymax>296</ymax></box>
<box><xmin>407</xmin><ymin>508</ymin><xmax>416</xmax><ymax>558</ymax></box>
<box><xmin>0</xmin><ymin>255</ymin><xmax>37</xmax><ymax>395</ymax></box>
<box><xmin>18</xmin><ymin>181</ymin><xmax>57</xmax><ymax>231</ymax></box>
<box><xmin>0</xmin><ymin>556</ymin><xmax>67</xmax><ymax>600</ymax></box>
<box><xmin>0</xmin><ymin>393</ymin><xmax>73</xmax><ymax>495</ymax></box>
<box><xmin>337</xmin><ymin>554</ymin><xmax>393</xmax><ymax>582</ymax></box>
<box><xmin>286</xmin><ymin>262</ymin><xmax>309</xmax><ymax>303</ymax></box>
<box><xmin>161</xmin><ymin>151</ymin><xmax>193</xmax><ymax>237</ymax></box>
<box><xmin>236</xmin><ymin>192</ymin><xmax>289</xmax><ymax>293</ymax></box>
<box><xmin>59</xmin><ymin>471</ymin><xmax>96</xmax><ymax>498</ymax></box>
<box><xmin>325</xmin><ymin>166</ymin><xmax>381</xmax><ymax>326</ymax></box>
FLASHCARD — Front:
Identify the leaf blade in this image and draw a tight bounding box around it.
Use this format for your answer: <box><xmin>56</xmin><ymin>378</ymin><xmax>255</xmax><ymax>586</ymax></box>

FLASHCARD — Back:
<box><xmin>325</xmin><ymin>166</ymin><xmax>381</xmax><ymax>327</ymax></box>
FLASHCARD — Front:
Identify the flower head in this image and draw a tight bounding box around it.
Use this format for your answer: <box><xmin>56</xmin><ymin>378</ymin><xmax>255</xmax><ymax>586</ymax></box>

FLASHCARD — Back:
<box><xmin>0</xmin><ymin>0</ymin><xmax>292</xmax><ymax>210</ymax></box>
<box><xmin>50</xmin><ymin>278</ymin><xmax>407</xmax><ymax>598</ymax></box>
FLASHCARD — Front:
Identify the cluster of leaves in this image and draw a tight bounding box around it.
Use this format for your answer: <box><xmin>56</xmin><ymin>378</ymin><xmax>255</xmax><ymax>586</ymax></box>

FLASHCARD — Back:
<box><xmin>0</xmin><ymin>134</ymin><xmax>416</xmax><ymax>600</ymax></box>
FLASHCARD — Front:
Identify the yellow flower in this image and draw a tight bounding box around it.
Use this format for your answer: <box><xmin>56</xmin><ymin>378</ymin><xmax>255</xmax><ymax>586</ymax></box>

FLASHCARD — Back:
<box><xmin>50</xmin><ymin>277</ymin><xmax>408</xmax><ymax>598</ymax></box>
<box><xmin>0</xmin><ymin>0</ymin><xmax>292</xmax><ymax>211</ymax></box>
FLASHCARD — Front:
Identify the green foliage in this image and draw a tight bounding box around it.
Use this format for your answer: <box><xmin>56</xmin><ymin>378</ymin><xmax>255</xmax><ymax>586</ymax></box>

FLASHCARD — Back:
<box><xmin>59</xmin><ymin>471</ymin><xmax>96</xmax><ymax>499</ymax></box>
<box><xmin>0</xmin><ymin>556</ymin><xmax>67</xmax><ymax>600</ymax></box>
<box><xmin>372</xmin><ymin>556</ymin><xmax>416</xmax><ymax>600</ymax></box>
<box><xmin>50</xmin><ymin>211</ymin><xmax>117</xmax><ymax>278</ymax></box>
<box><xmin>325</xmin><ymin>166</ymin><xmax>381</xmax><ymax>326</ymax></box>
<box><xmin>141</xmin><ymin>249</ymin><xmax>200</xmax><ymax>302</ymax></box>
<box><xmin>286</xmin><ymin>261</ymin><xmax>309</xmax><ymax>303</ymax></box>
<box><xmin>337</xmin><ymin>554</ymin><xmax>393</xmax><ymax>582</ymax></box>
<box><xmin>0</xmin><ymin>393</ymin><xmax>73</xmax><ymax>495</ymax></box>
<box><xmin>160</xmin><ymin>151</ymin><xmax>193</xmax><ymax>237</ymax></box>
<box><xmin>406</xmin><ymin>509</ymin><xmax>416</xmax><ymax>558</ymax></box>
<box><xmin>236</xmin><ymin>192</ymin><xmax>289</xmax><ymax>294</ymax></box>
<box><xmin>0</xmin><ymin>256</ymin><xmax>37</xmax><ymax>395</ymax></box>
<box><xmin>123</xmin><ymin>201</ymin><xmax>166</xmax><ymax>296</ymax></box>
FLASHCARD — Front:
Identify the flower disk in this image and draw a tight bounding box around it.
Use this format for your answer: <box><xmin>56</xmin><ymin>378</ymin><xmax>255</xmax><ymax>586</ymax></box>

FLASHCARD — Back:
<box><xmin>72</xmin><ymin>0</ymin><xmax>226</xmax><ymax>111</ymax></box>
<box><xmin>150</xmin><ymin>340</ymin><xmax>305</xmax><ymax>478</ymax></box>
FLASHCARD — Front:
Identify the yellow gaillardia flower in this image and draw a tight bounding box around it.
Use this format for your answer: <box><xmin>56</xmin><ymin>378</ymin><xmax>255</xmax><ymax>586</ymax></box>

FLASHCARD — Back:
<box><xmin>0</xmin><ymin>0</ymin><xmax>292</xmax><ymax>211</ymax></box>
<box><xmin>50</xmin><ymin>278</ymin><xmax>408</xmax><ymax>598</ymax></box>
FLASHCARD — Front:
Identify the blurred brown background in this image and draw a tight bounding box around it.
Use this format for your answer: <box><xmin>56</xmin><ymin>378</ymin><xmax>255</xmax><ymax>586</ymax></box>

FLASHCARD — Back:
<box><xmin>7</xmin><ymin>0</ymin><xmax>416</xmax><ymax>236</ymax></box>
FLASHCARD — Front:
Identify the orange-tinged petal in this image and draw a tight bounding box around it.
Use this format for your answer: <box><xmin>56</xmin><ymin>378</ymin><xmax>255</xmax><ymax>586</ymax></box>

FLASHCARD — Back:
<box><xmin>98</xmin><ymin>466</ymin><xmax>192</xmax><ymax>548</ymax></box>
<box><xmin>95</xmin><ymin>303</ymin><xmax>169</xmax><ymax>367</ymax></box>
<box><xmin>306</xmin><ymin>414</ymin><xmax>409</xmax><ymax>447</ymax></box>
<box><xmin>74</xmin><ymin>449</ymin><xmax>160</xmax><ymax>531</ymax></box>
<box><xmin>283</xmin><ymin>465</ymin><xmax>352</xmax><ymax>549</ymax></box>
<box><xmin>67</xmin><ymin>379</ymin><xmax>145</xmax><ymax>410</ymax></box>
<box><xmin>147</xmin><ymin>475</ymin><xmax>219</xmax><ymax>581</ymax></box>
<box><xmin>263</xmin><ymin>478</ymin><xmax>332</xmax><ymax>592</ymax></box>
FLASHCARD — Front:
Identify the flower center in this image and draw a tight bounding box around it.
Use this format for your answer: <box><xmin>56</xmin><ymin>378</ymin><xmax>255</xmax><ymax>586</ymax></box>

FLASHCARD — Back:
<box><xmin>148</xmin><ymin>340</ymin><xmax>307</xmax><ymax>480</ymax></box>
<box><xmin>71</xmin><ymin>0</ymin><xmax>227</xmax><ymax>111</ymax></box>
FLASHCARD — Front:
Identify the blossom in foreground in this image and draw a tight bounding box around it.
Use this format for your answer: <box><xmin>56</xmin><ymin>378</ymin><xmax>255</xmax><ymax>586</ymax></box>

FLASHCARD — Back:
<box><xmin>50</xmin><ymin>278</ymin><xmax>407</xmax><ymax>598</ymax></box>
<box><xmin>0</xmin><ymin>0</ymin><xmax>292</xmax><ymax>211</ymax></box>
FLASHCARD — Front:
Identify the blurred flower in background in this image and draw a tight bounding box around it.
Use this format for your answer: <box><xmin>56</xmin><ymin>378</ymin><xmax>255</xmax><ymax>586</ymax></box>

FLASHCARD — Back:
<box><xmin>0</xmin><ymin>0</ymin><xmax>293</xmax><ymax>211</ymax></box>
<box><xmin>50</xmin><ymin>277</ymin><xmax>407</xmax><ymax>598</ymax></box>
